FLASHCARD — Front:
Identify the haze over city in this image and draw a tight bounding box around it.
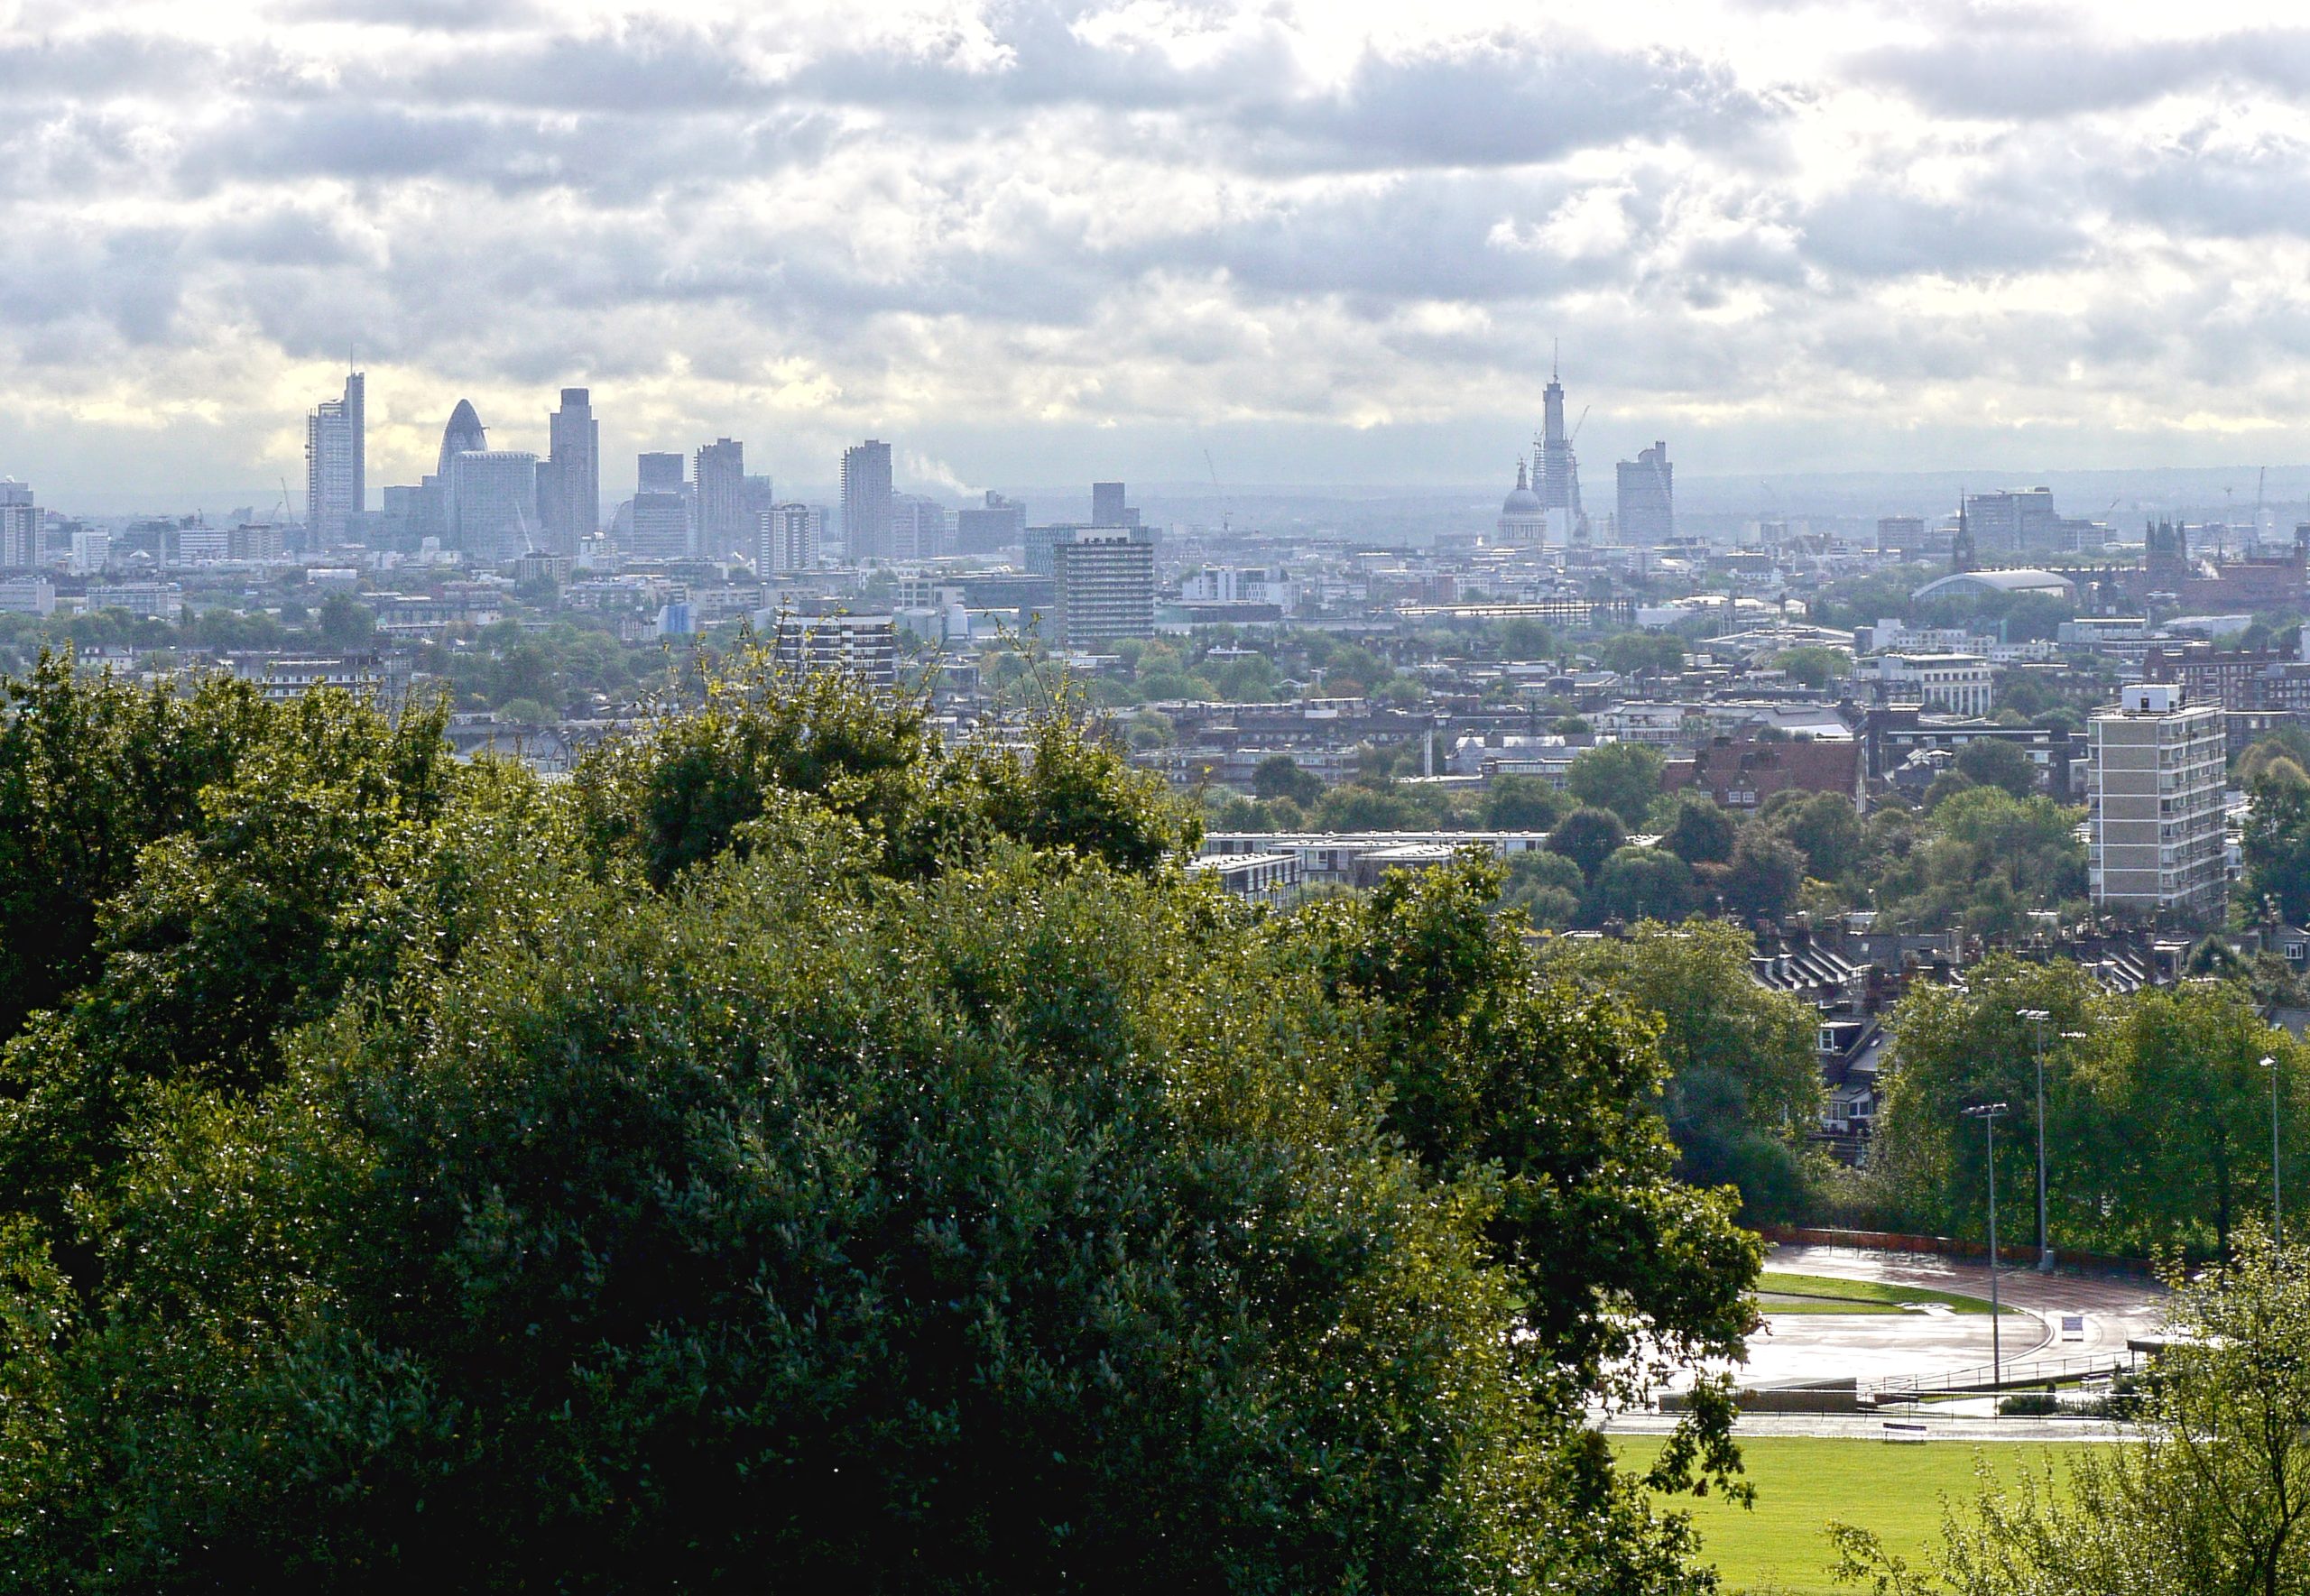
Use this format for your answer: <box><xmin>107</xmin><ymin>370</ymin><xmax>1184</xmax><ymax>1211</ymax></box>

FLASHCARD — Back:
<box><xmin>12</xmin><ymin>0</ymin><xmax>2310</xmax><ymax>506</ymax></box>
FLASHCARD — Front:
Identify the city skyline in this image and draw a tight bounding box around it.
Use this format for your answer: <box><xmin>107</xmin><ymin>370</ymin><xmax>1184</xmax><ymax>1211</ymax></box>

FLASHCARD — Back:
<box><xmin>7</xmin><ymin>3</ymin><xmax>2310</xmax><ymax>503</ymax></box>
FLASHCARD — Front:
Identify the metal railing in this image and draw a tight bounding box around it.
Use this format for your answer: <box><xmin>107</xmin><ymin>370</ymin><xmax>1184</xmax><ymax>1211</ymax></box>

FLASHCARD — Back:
<box><xmin>1871</xmin><ymin>1350</ymin><xmax>2138</xmax><ymax>1401</ymax></box>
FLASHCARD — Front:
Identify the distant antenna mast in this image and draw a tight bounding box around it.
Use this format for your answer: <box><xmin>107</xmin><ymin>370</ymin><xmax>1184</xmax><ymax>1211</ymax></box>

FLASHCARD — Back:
<box><xmin>1203</xmin><ymin>447</ymin><xmax>1230</xmax><ymax>535</ymax></box>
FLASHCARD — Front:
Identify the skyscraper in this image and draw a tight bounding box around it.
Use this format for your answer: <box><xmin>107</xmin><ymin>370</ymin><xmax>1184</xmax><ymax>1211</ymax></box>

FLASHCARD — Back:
<box><xmin>2088</xmin><ymin>683</ymin><xmax>2225</xmax><ymax>923</ymax></box>
<box><xmin>449</xmin><ymin>450</ymin><xmax>541</xmax><ymax>560</ymax></box>
<box><xmin>305</xmin><ymin>370</ymin><xmax>365</xmax><ymax>542</ymax></box>
<box><xmin>437</xmin><ymin>399</ymin><xmax>487</xmax><ymax>478</ymax></box>
<box><xmin>541</xmin><ymin>388</ymin><xmax>599</xmax><ymax>554</ymax></box>
<box><xmin>637</xmin><ymin>452</ymin><xmax>685</xmax><ymax>494</ymax></box>
<box><xmin>1615</xmin><ymin>440</ymin><xmax>1674</xmax><ymax>543</ymax></box>
<box><xmin>1050</xmin><ymin>528</ymin><xmax>1155</xmax><ymax>648</ymax></box>
<box><xmin>757</xmin><ymin>503</ymin><xmax>822</xmax><ymax>575</ymax></box>
<box><xmin>890</xmin><ymin>494</ymin><xmax>949</xmax><ymax>561</ymax></box>
<box><xmin>628</xmin><ymin>494</ymin><xmax>690</xmax><ymax>558</ymax></box>
<box><xmin>956</xmin><ymin>491</ymin><xmax>1026</xmax><ymax>554</ymax></box>
<box><xmin>694</xmin><ymin>438</ymin><xmax>745</xmax><ymax>558</ymax></box>
<box><xmin>1092</xmin><ymin>481</ymin><xmax>1139</xmax><ymax>530</ymax></box>
<box><xmin>1538</xmin><ymin>355</ymin><xmax>1584</xmax><ymax>542</ymax></box>
<box><xmin>0</xmin><ymin>480</ymin><xmax>35</xmax><ymax>569</ymax></box>
<box><xmin>841</xmin><ymin>439</ymin><xmax>894</xmax><ymax>564</ymax></box>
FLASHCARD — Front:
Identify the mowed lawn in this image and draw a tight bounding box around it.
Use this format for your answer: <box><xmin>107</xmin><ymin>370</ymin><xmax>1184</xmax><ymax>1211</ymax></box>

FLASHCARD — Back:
<box><xmin>1614</xmin><ymin>1436</ymin><xmax>2084</xmax><ymax>1595</ymax></box>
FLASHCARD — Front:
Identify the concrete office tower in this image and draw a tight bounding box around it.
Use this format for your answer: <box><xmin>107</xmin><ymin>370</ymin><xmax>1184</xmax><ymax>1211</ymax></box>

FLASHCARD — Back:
<box><xmin>890</xmin><ymin>494</ymin><xmax>948</xmax><ymax>561</ymax></box>
<box><xmin>628</xmin><ymin>494</ymin><xmax>690</xmax><ymax>558</ymax></box>
<box><xmin>956</xmin><ymin>491</ymin><xmax>1026</xmax><ymax>554</ymax></box>
<box><xmin>542</xmin><ymin>388</ymin><xmax>600</xmax><ymax>553</ymax></box>
<box><xmin>757</xmin><ymin>502</ymin><xmax>822</xmax><ymax>574</ymax></box>
<box><xmin>449</xmin><ymin>450</ymin><xmax>542</xmax><ymax>560</ymax></box>
<box><xmin>0</xmin><ymin>480</ymin><xmax>36</xmax><ymax>568</ymax></box>
<box><xmin>693</xmin><ymin>438</ymin><xmax>745</xmax><ymax>557</ymax></box>
<box><xmin>2087</xmin><ymin>683</ymin><xmax>2226</xmax><ymax>925</ymax></box>
<box><xmin>305</xmin><ymin>370</ymin><xmax>365</xmax><ymax>542</ymax></box>
<box><xmin>1050</xmin><ymin>527</ymin><xmax>1155</xmax><ymax>649</ymax></box>
<box><xmin>1615</xmin><ymin>440</ymin><xmax>1674</xmax><ymax>544</ymax></box>
<box><xmin>1538</xmin><ymin>356</ymin><xmax>1583</xmax><ymax>542</ymax></box>
<box><xmin>841</xmin><ymin>439</ymin><xmax>894</xmax><ymax>563</ymax></box>
<box><xmin>1496</xmin><ymin>459</ymin><xmax>1545</xmax><ymax>547</ymax></box>
<box><xmin>1091</xmin><ymin>481</ymin><xmax>1140</xmax><ymax>530</ymax></box>
<box><xmin>637</xmin><ymin>452</ymin><xmax>685</xmax><ymax>494</ymax></box>
<box><xmin>1877</xmin><ymin>516</ymin><xmax>1927</xmax><ymax>558</ymax></box>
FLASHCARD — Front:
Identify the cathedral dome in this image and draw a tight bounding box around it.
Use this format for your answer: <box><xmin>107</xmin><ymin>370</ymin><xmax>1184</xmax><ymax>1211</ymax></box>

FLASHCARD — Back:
<box><xmin>1501</xmin><ymin>458</ymin><xmax>1543</xmax><ymax>516</ymax></box>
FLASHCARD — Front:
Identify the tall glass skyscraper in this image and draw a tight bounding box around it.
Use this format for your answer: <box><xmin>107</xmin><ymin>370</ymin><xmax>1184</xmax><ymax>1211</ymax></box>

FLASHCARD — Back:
<box><xmin>542</xmin><ymin>388</ymin><xmax>600</xmax><ymax>555</ymax></box>
<box><xmin>450</xmin><ymin>450</ymin><xmax>541</xmax><ymax>560</ymax></box>
<box><xmin>305</xmin><ymin>371</ymin><xmax>364</xmax><ymax>542</ymax></box>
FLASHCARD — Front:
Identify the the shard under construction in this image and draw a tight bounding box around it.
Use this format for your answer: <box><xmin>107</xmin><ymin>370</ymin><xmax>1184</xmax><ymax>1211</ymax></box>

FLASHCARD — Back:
<box><xmin>1536</xmin><ymin>355</ymin><xmax>1586</xmax><ymax>543</ymax></box>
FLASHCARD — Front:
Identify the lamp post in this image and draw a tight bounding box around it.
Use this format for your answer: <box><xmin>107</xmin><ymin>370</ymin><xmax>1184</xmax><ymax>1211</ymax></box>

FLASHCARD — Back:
<box><xmin>2017</xmin><ymin>1009</ymin><xmax>2052</xmax><ymax>1270</ymax></box>
<box><xmin>1964</xmin><ymin>1102</ymin><xmax>2010</xmax><ymax>1387</ymax></box>
<box><xmin>2264</xmin><ymin>1055</ymin><xmax>2283</xmax><ymax>1249</ymax></box>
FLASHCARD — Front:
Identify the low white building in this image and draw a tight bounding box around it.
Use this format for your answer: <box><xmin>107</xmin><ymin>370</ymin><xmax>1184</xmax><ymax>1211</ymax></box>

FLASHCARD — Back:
<box><xmin>1850</xmin><ymin>653</ymin><xmax>1993</xmax><ymax>716</ymax></box>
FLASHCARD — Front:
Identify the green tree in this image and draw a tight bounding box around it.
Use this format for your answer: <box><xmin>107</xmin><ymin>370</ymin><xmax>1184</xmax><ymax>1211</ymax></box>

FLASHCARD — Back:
<box><xmin>315</xmin><ymin>592</ymin><xmax>375</xmax><ymax>650</ymax></box>
<box><xmin>1547</xmin><ymin>921</ymin><xmax>1823</xmax><ymax>1221</ymax></box>
<box><xmin>1251</xmin><ymin>752</ymin><xmax>1323</xmax><ymax>806</ymax></box>
<box><xmin>1548</xmin><ymin>807</ymin><xmax>1628</xmax><ymax>883</ymax></box>
<box><xmin>0</xmin><ymin>673</ymin><xmax>1761</xmax><ymax>1591</ymax></box>
<box><xmin>1586</xmin><ymin>846</ymin><xmax>1700</xmax><ymax>926</ymax></box>
<box><xmin>1660</xmin><ymin>794</ymin><xmax>1738</xmax><ymax>865</ymax></box>
<box><xmin>2245</xmin><ymin>767</ymin><xmax>2310</xmax><ymax>926</ymax></box>
<box><xmin>1954</xmin><ymin>738</ymin><xmax>2036</xmax><ymax>800</ymax></box>
<box><xmin>1597</xmin><ymin>632</ymin><xmax>1686</xmax><ymax>677</ymax></box>
<box><xmin>1483</xmin><ymin>773</ymin><xmax>1570</xmax><ymax>832</ymax></box>
<box><xmin>1567</xmin><ymin>743</ymin><xmax>1665</xmax><ymax>829</ymax></box>
<box><xmin>1720</xmin><ymin>830</ymin><xmax>1805</xmax><ymax>924</ymax></box>
<box><xmin>0</xmin><ymin>653</ymin><xmax>270</xmax><ymax>1039</ymax></box>
<box><xmin>1763</xmin><ymin>792</ymin><xmax>1865</xmax><ymax>881</ymax></box>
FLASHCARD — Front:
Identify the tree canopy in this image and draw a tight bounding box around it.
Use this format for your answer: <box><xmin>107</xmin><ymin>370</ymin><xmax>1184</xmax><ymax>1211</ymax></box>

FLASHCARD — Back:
<box><xmin>0</xmin><ymin>650</ymin><xmax>1760</xmax><ymax>1593</ymax></box>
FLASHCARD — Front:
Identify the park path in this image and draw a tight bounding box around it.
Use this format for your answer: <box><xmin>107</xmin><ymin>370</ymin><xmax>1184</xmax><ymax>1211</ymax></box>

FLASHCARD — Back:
<box><xmin>1640</xmin><ymin>1242</ymin><xmax>2169</xmax><ymax>1401</ymax></box>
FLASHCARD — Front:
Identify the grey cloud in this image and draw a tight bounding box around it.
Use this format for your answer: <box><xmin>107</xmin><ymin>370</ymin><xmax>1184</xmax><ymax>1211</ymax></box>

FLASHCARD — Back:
<box><xmin>282</xmin><ymin>0</ymin><xmax>541</xmax><ymax>29</ymax></box>
<box><xmin>1792</xmin><ymin>185</ymin><xmax>2088</xmax><ymax>279</ymax></box>
<box><xmin>1853</xmin><ymin>29</ymin><xmax>2310</xmax><ymax>119</ymax></box>
<box><xmin>1260</xmin><ymin>41</ymin><xmax>1770</xmax><ymax>171</ymax></box>
<box><xmin>0</xmin><ymin>226</ymin><xmax>186</xmax><ymax>349</ymax></box>
<box><xmin>0</xmin><ymin>32</ymin><xmax>217</xmax><ymax>97</ymax></box>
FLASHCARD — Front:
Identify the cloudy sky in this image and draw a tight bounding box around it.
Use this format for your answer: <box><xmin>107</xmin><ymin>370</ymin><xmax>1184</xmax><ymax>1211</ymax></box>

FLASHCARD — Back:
<box><xmin>9</xmin><ymin>0</ymin><xmax>2310</xmax><ymax>508</ymax></box>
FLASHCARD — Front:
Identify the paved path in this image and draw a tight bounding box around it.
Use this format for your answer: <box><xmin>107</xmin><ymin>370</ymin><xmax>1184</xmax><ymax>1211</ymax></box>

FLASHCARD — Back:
<box><xmin>1601</xmin><ymin>1408</ymin><xmax>2131</xmax><ymax>1442</ymax></box>
<box><xmin>1764</xmin><ymin>1243</ymin><xmax>2167</xmax><ymax>1385</ymax></box>
<box><xmin>1650</xmin><ymin>1243</ymin><xmax>2170</xmax><ymax>1400</ymax></box>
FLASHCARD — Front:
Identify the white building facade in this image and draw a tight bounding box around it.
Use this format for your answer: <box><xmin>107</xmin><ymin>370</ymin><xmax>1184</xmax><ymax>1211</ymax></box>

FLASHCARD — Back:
<box><xmin>2088</xmin><ymin>683</ymin><xmax>2227</xmax><ymax>924</ymax></box>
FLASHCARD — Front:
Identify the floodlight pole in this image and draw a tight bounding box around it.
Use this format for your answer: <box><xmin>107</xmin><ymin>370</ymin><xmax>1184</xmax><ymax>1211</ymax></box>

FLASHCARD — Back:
<box><xmin>2019</xmin><ymin>1009</ymin><xmax>2052</xmax><ymax>1270</ymax></box>
<box><xmin>2265</xmin><ymin>1056</ymin><xmax>2284</xmax><ymax>1249</ymax></box>
<box><xmin>1964</xmin><ymin>1102</ymin><xmax>2010</xmax><ymax>1388</ymax></box>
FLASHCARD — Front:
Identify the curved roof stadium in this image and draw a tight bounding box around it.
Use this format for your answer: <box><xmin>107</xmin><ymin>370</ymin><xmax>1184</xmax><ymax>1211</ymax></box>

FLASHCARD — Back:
<box><xmin>436</xmin><ymin>400</ymin><xmax>488</xmax><ymax>479</ymax></box>
<box><xmin>1911</xmin><ymin>569</ymin><xmax>2076</xmax><ymax>602</ymax></box>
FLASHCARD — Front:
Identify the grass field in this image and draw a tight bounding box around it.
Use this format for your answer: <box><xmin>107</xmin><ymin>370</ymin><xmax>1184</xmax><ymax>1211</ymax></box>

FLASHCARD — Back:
<box><xmin>1757</xmin><ymin>1270</ymin><xmax>2013</xmax><ymax>1315</ymax></box>
<box><xmin>1615</xmin><ymin>1436</ymin><xmax>2082</xmax><ymax>1595</ymax></box>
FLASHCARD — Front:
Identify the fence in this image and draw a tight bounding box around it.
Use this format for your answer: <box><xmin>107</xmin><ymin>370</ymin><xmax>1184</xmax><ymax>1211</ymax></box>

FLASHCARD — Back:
<box><xmin>1757</xmin><ymin>1224</ymin><xmax>2158</xmax><ymax>1279</ymax></box>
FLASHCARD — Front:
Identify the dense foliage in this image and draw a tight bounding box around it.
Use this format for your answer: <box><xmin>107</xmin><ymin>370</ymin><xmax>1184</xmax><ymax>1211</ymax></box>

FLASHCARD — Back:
<box><xmin>1870</xmin><ymin>956</ymin><xmax>2310</xmax><ymax>1259</ymax></box>
<box><xmin>1544</xmin><ymin>922</ymin><xmax>1825</xmax><ymax>1222</ymax></box>
<box><xmin>0</xmin><ymin>650</ymin><xmax>1760</xmax><ymax>1593</ymax></box>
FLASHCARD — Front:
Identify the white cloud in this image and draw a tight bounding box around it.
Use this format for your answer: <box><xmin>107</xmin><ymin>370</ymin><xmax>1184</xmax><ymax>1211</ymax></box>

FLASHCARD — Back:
<box><xmin>5</xmin><ymin>0</ymin><xmax>2310</xmax><ymax>504</ymax></box>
